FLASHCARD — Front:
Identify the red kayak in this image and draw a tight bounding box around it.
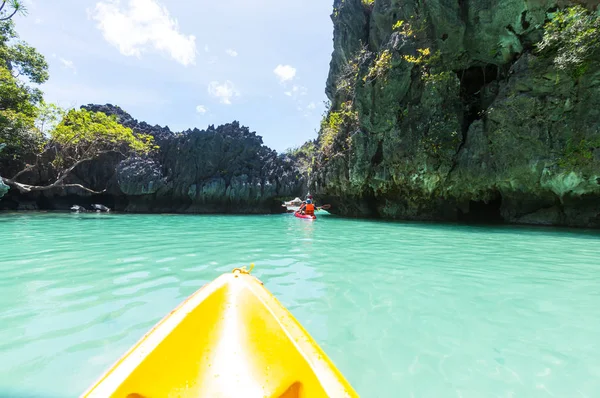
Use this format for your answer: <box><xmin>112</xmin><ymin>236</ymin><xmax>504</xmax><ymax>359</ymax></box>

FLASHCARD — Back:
<box><xmin>294</xmin><ymin>211</ymin><xmax>316</xmax><ymax>220</ymax></box>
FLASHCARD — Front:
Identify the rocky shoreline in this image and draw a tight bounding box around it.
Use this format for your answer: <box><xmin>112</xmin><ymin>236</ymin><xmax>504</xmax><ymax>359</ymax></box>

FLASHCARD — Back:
<box><xmin>0</xmin><ymin>105</ymin><xmax>304</xmax><ymax>214</ymax></box>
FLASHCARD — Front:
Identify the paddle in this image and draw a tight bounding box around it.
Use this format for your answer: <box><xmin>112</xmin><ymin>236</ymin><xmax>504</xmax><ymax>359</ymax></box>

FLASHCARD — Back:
<box><xmin>317</xmin><ymin>204</ymin><xmax>331</xmax><ymax>210</ymax></box>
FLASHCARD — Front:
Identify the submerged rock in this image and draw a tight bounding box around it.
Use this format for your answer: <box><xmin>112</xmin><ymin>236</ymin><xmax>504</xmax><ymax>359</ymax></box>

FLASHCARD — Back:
<box><xmin>311</xmin><ymin>0</ymin><xmax>600</xmax><ymax>227</ymax></box>
<box><xmin>91</xmin><ymin>204</ymin><xmax>111</xmax><ymax>212</ymax></box>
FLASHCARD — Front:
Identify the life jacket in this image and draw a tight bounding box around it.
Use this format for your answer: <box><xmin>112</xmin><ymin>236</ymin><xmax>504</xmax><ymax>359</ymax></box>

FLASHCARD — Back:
<box><xmin>305</xmin><ymin>203</ymin><xmax>315</xmax><ymax>215</ymax></box>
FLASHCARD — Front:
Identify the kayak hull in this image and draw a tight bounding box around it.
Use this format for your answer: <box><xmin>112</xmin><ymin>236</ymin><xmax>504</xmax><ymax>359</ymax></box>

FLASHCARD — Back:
<box><xmin>294</xmin><ymin>211</ymin><xmax>316</xmax><ymax>220</ymax></box>
<box><xmin>82</xmin><ymin>270</ymin><xmax>357</xmax><ymax>398</ymax></box>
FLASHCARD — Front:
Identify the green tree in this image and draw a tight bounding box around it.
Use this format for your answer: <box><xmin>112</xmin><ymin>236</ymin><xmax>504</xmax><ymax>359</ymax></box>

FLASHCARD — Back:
<box><xmin>35</xmin><ymin>102</ymin><xmax>66</xmax><ymax>136</ymax></box>
<box><xmin>2</xmin><ymin>109</ymin><xmax>157</xmax><ymax>193</ymax></box>
<box><xmin>0</xmin><ymin>0</ymin><xmax>27</xmax><ymax>21</ymax></box>
<box><xmin>0</xmin><ymin>19</ymin><xmax>48</xmax><ymax>163</ymax></box>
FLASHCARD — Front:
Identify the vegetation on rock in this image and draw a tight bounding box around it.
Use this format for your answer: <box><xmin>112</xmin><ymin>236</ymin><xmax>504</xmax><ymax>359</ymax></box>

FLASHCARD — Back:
<box><xmin>537</xmin><ymin>6</ymin><xmax>600</xmax><ymax>77</ymax></box>
<box><xmin>319</xmin><ymin>101</ymin><xmax>358</xmax><ymax>157</ymax></box>
<box><xmin>285</xmin><ymin>140</ymin><xmax>317</xmax><ymax>177</ymax></box>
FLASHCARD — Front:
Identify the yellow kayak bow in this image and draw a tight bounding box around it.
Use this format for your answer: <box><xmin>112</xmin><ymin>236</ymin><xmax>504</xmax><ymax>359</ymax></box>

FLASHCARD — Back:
<box><xmin>81</xmin><ymin>266</ymin><xmax>358</xmax><ymax>397</ymax></box>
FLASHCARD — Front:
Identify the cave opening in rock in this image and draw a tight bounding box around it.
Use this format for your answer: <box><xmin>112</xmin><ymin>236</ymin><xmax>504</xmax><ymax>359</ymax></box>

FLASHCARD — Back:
<box><xmin>456</xmin><ymin>64</ymin><xmax>500</xmax><ymax>134</ymax></box>
<box><xmin>371</xmin><ymin>140</ymin><xmax>384</xmax><ymax>166</ymax></box>
<box><xmin>521</xmin><ymin>11</ymin><xmax>530</xmax><ymax>30</ymax></box>
<box><xmin>458</xmin><ymin>194</ymin><xmax>504</xmax><ymax>224</ymax></box>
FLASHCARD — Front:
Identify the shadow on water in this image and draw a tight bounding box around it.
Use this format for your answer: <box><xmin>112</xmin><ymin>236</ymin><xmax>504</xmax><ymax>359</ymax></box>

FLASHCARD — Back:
<box><xmin>319</xmin><ymin>212</ymin><xmax>600</xmax><ymax>239</ymax></box>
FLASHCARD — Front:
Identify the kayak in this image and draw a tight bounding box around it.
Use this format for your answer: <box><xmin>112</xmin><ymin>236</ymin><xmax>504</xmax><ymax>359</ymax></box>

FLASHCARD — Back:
<box><xmin>81</xmin><ymin>266</ymin><xmax>357</xmax><ymax>398</ymax></box>
<box><xmin>294</xmin><ymin>211</ymin><xmax>316</xmax><ymax>220</ymax></box>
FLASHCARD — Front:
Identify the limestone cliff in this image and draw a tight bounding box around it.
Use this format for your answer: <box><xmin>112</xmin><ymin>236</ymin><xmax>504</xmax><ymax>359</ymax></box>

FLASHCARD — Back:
<box><xmin>0</xmin><ymin>104</ymin><xmax>303</xmax><ymax>213</ymax></box>
<box><xmin>312</xmin><ymin>0</ymin><xmax>600</xmax><ymax>227</ymax></box>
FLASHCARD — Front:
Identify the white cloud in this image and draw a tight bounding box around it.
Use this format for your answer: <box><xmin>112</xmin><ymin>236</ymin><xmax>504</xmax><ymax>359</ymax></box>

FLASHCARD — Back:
<box><xmin>284</xmin><ymin>85</ymin><xmax>307</xmax><ymax>98</ymax></box>
<box><xmin>225</xmin><ymin>49</ymin><xmax>238</xmax><ymax>57</ymax></box>
<box><xmin>273</xmin><ymin>64</ymin><xmax>296</xmax><ymax>83</ymax></box>
<box><xmin>59</xmin><ymin>57</ymin><xmax>77</xmax><ymax>73</ymax></box>
<box><xmin>34</xmin><ymin>17</ymin><xmax>42</xmax><ymax>24</ymax></box>
<box><xmin>196</xmin><ymin>105</ymin><xmax>207</xmax><ymax>114</ymax></box>
<box><xmin>92</xmin><ymin>0</ymin><xmax>197</xmax><ymax>66</ymax></box>
<box><xmin>208</xmin><ymin>81</ymin><xmax>239</xmax><ymax>105</ymax></box>
<box><xmin>204</xmin><ymin>44</ymin><xmax>210</xmax><ymax>52</ymax></box>
<box><xmin>307</xmin><ymin>102</ymin><xmax>316</xmax><ymax>110</ymax></box>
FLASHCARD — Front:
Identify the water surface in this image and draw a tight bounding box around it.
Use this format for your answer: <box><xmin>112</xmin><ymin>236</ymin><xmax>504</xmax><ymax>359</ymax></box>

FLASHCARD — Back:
<box><xmin>1</xmin><ymin>212</ymin><xmax>599</xmax><ymax>397</ymax></box>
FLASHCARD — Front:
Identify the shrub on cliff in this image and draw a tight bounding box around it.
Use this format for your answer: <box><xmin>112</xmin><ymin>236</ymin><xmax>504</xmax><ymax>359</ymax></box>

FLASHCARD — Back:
<box><xmin>318</xmin><ymin>101</ymin><xmax>358</xmax><ymax>158</ymax></box>
<box><xmin>537</xmin><ymin>6</ymin><xmax>600</xmax><ymax>76</ymax></box>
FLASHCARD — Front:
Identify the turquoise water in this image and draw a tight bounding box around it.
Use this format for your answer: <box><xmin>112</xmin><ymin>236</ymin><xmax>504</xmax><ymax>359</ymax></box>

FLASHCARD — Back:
<box><xmin>1</xmin><ymin>212</ymin><xmax>599</xmax><ymax>397</ymax></box>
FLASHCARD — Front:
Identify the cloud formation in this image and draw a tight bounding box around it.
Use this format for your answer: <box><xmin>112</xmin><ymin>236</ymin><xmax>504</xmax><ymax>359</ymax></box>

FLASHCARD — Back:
<box><xmin>92</xmin><ymin>0</ymin><xmax>197</xmax><ymax>66</ymax></box>
<box><xmin>59</xmin><ymin>57</ymin><xmax>77</xmax><ymax>73</ymax></box>
<box><xmin>196</xmin><ymin>105</ymin><xmax>207</xmax><ymax>114</ymax></box>
<box><xmin>208</xmin><ymin>81</ymin><xmax>240</xmax><ymax>105</ymax></box>
<box><xmin>284</xmin><ymin>85</ymin><xmax>307</xmax><ymax>98</ymax></box>
<box><xmin>273</xmin><ymin>64</ymin><xmax>296</xmax><ymax>83</ymax></box>
<box><xmin>225</xmin><ymin>49</ymin><xmax>238</xmax><ymax>57</ymax></box>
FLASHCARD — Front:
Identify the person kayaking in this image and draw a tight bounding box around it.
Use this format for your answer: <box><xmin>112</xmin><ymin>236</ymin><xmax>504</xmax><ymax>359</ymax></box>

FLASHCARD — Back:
<box><xmin>298</xmin><ymin>195</ymin><xmax>315</xmax><ymax>216</ymax></box>
<box><xmin>304</xmin><ymin>199</ymin><xmax>315</xmax><ymax>216</ymax></box>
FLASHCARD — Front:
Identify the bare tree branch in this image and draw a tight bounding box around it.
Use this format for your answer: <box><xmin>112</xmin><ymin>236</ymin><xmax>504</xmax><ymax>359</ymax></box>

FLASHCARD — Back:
<box><xmin>57</xmin><ymin>184</ymin><xmax>106</xmax><ymax>194</ymax></box>
<box><xmin>0</xmin><ymin>7</ymin><xmax>19</xmax><ymax>21</ymax></box>
<box><xmin>5</xmin><ymin>150</ymin><xmax>122</xmax><ymax>194</ymax></box>
<box><xmin>2</xmin><ymin>176</ymin><xmax>106</xmax><ymax>194</ymax></box>
<box><xmin>10</xmin><ymin>163</ymin><xmax>35</xmax><ymax>180</ymax></box>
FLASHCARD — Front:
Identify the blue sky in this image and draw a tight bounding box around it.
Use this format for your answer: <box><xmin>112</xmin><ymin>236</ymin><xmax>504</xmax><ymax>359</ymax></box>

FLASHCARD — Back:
<box><xmin>16</xmin><ymin>0</ymin><xmax>335</xmax><ymax>152</ymax></box>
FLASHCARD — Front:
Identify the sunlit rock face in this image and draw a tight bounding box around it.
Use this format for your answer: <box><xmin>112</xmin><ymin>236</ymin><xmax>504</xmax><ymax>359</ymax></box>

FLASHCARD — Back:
<box><xmin>311</xmin><ymin>0</ymin><xmax>600</xmax><ymax>227</ymax></box>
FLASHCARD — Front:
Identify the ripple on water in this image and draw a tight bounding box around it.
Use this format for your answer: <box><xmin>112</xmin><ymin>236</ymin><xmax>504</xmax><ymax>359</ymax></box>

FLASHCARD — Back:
<box><xmin>0</xmin><ymin>213</ymin><xmax>599</xmax><ymax>397</ymax></box>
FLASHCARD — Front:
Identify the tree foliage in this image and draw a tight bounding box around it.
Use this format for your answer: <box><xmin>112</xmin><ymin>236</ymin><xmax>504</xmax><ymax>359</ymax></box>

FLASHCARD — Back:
<box><xmin>537</xmin><ymin>6</ymin><xmax>600</xmax><ymax>76</ymax></box>
<box><xmin>35</xmin><ymin>102</ymin><xmax>66</xmax><ymax>136</ymax></box>
<box><xmin>51</xmin><ymin>109</ymin><xmax>156</xmax><ymax>168</ymax></box>
<box><xmin>0</xmin><ymin>0</ymin><xmax>27</xmax><ymax>22</ymax></box>
<box><xmin>3</xmin><ymin>109</ymin><xmax>157</xmax><ymax>193</ymax></box>
<box><xmin>0</xmin><ymin>20</ymin><xmax>48</xmax><ymax>163</ymax></box>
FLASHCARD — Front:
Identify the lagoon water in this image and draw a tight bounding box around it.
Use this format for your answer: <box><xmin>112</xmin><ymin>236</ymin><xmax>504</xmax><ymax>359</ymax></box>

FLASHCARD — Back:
<box><xmin>0</xmin><ymin>212</ymin><xmax>599</xmax><ymax>397</ymax></box>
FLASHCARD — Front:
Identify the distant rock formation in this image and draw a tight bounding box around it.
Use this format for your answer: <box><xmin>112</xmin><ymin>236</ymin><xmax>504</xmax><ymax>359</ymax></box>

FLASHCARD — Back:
<box><xmin>0</xmin><ymin>104</ymin><xmax>304</xmax><ymax>213</ymax></box>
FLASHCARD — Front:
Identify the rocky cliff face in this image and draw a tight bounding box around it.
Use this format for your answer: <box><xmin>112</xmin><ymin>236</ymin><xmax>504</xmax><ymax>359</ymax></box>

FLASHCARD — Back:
<box><xmin>312</xmin><ymin>0</ymin><xmax>600</xmax><ymax>227</ymax></box>
<box><xmin>0</xmin><ymin>104</ymin><xmax>303</xmax><ymax>213</ymax></box>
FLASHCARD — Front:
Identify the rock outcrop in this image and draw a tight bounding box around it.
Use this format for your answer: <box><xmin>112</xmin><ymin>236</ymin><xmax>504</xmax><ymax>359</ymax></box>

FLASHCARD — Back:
<box><xmin>0</xmin><ymin>104</ymin><xmax>303</xmax><ymax>213</ymax></box>
<box><xmin>311</xmin><ymin>0</ymin><xmax>600</xmax><ymax>227</ymax></box>
<box><xmin>0</xmin><ymin>177</ymin><xmax>8</xmax><ymax>199</ymax></box>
